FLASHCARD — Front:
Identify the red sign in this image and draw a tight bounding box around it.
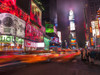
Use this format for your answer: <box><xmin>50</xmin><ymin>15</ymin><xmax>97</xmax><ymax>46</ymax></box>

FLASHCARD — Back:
<box><xmin>0</xmin><ymin>0</ymin><xmax>30</xmax><ymax>23</ymax></box>
<box><xmin>25</xmin><ymin>40</ymin><xmax>36</xmax><ymax>47</ymax></box>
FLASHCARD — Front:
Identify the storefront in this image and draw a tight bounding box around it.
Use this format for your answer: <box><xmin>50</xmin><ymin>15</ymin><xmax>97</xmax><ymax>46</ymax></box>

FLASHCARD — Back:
<box><xmin>0</xmin><ymin>35</ymin><xmax>14</xmax><ymax>51</ymax></box>
<box><xmin>0</xmin><ymin>0</ymin><xmax>44</xmax><ymax>52</ymax></box>
<box><xmin>25</xmin><ymin>40</ymin><xmax>37</xmax><ymax>51</ymax></box>
<box><xmin>15</xmin><ymin>37</ymin><xmax>24</xmax><ymax>51</ymax></box>
<box><xmin>0</xmin><ymin>13</ymin><xmax>25</xmax><ymax>51</ymax></box>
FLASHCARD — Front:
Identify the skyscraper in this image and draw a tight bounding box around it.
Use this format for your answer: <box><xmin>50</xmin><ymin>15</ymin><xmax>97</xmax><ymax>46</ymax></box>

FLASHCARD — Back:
<box><xmin>84</xmin><ymin>0</ymin><xmax>100</xmax><ymax>47</ymax></box>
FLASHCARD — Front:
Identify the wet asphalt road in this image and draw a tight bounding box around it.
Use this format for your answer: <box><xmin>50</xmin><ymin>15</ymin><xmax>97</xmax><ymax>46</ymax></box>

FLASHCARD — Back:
<box><xmin>0</xmin><ymin>56</ymin><xmax>100</xmax><ymax>75</ymax></box>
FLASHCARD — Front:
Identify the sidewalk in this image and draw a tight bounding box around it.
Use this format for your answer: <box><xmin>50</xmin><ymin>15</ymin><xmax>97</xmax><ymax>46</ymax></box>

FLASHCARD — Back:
<box><xmin>94</xmin><ymin>60</ymin><xmax>100</xmax><ymax>65</ymax></box>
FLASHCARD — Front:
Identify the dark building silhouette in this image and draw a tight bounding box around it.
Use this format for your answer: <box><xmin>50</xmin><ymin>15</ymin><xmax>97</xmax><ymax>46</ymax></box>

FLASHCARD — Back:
<box><xmin>40</xmin><ymin>0</ymin><xmax>57</xmax><ymax>26</ymax></box>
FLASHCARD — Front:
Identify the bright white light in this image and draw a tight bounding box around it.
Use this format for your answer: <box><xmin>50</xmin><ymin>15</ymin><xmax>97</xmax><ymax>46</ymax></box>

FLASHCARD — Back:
<box><xmin>69</xmin><ymin>15</ymin><xmax>74</xmax><ymax>20</ymax></box>
<box><xmin>25</xmin><ymin>40</ymin><xmax>36</xmax><ymax>47</ymax></box>
<box><xmin>69</xmin><ymin>10</ymin><xmax>74</xmax><ymax>20</ymax></box>
<box><xmin>57</xmin><ymin>31</ymin><xmax>61</xmax><ymax>43</ymax></box>
<box><xmin>69</xmin><ymin>10</ymin><xmax>74</xmax><ymax>16</ymax></box>
<box><xmin>70</xmin><ymin>21</ymin><xmax>75</xmax><ymax>31</ymax></box>
<box><xmin>11</xmin><ymin>43</ymin><xmax>14</xmax><ymax>46</ymax></box>
<box><xmin>96</xmin><ymin>29</ymin><xmax>99</xmax><ymax>36</ymax></box>
<box><xmin>92</xmin><ymin>29</ymin><xmax>96</xmax><ymax>37</ymax></box>
<box><xmin>36</xmin><ymin>42</ymin><xmax>45</xmax><ymax>47</ymax></box>
<box><xmin>70</xmin><ymin>32</ymin><xmax>75</xmax><ymax>38</ymax></box>
<box><xmin>91</xmin><ymin>21</ymin><xmax>100</xmax><ymax>36</ymax></box>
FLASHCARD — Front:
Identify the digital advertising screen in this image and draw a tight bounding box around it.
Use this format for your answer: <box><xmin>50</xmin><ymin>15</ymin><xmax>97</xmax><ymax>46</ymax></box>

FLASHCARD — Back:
<box><xmin>69</xmin><ymin>10</ymin><xmax>74</xmax><ymax>21</ymax></box>
<box><xmin>15</xmin><ymin>16</ymin><xmax>26</xmax><ymax>38</ymax></box>
<box><xmin>71</xmin><ymin>39</ymin><xmax>76</xmax><ymax>45</ymax></box>
<box><xmin>0</xmin><ymin>13</ymin><xmax>15</xmax><ymax>35</ymax></box>
<box><xmin>0</xmin><ymin>35</ymin><xmax>14</xmax><ymax>43</ymax></box>
<box><xmin>25</xmin><ymin>23</ymin><xmax>32</xmax><ymax>39</ymax></box>
<box><xmin>46</xmin><ymin>24</ymin><xmax>54</xmax><ymax>33</ymax></box>
<box><xmin>70</xmin><ymin>21</ymin><xmax>75</xmax><ymax>31</ymax></box>
<box><xmin>44</xmin><ymin>37</ymin><xmax>50</xmax><ymax>50</ymax></box>
<box><xmin>25</xmin><ymin>24</ymin><xmax>43</xmax><ymax>42</ymax></box>
<box><xmin>57</xmin><ymin>31</ymin><xmax>61</xmax><ymax>43</ymax></box>
<box><xmin>31</xmin><ymin>25</ymin><xmax>43</xmax><ymax>42</ymax></box>
<box><xmin>0</xmin><ymin>13</ymin><xmax>25</xmax><ymax>37</ymax></box>
<box><xmin>16</xmin><ymin>37</ymin><xmax>24</xmax><ymax>50</ymax></box>
<box><xmin>51</xmin><ymin>37</ymin><xmax>59</xmax><ymax>44</ymax></box>
<box><xmin>36</xmin><ymin>42</ymin><xmax>45</xmax><ymax>48</ymax></box>
<box><xmin>16</xmin><ymin>37</ymin><xmax>24</xmax><ymax>44</ymax></box>
<box><xmin>30</xmin><ymin>0</ymin><xmax>42</xmax><ymax>26</ymax></box>
<box><xmin>25</xmin><ymin>40</ymin><xmax>36</xmax><ymax>47</ymax></box>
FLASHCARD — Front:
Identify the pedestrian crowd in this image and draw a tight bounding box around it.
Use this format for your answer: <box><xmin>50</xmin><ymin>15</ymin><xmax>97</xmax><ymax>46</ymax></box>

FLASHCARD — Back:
<box><xmin>81</xmin><ymin>48</ymin><xmax>100</xmax><ymax>64</ymax></box>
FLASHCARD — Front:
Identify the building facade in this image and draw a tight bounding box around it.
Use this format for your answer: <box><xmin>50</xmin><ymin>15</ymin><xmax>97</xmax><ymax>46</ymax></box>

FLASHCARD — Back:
<box><xmin>0</xmin><ymin>0</ymin><xmax>45</xmax><ymax>52</ymax></box>
<box><xmin>84</xmin><ymin>0</ymin><xmax>100</xmax><ymax>48</ymax></box>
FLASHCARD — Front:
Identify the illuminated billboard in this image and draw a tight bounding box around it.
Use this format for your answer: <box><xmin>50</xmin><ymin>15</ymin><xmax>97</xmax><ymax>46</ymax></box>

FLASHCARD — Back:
<box><xmin>15</xmin><ymin>37</ymin><xmax>24</xmax><ymax>50</ymax></box>
<box><xmin>69</xmin><ymin>10</ymin><xmax>75</xmax><ymax>31</ymax></box>
<box><xmin>51</xmin><ymin>37</ymin><xmax>59</xmax><ymax>44</ymax></box>
<box><xmin>71</xmin><ymin>39</ymin><xmax>76</xmax><ymax>45</ymax></box>
<box><xmin>15</xmin><ymin>16</ymin><xmax>25</xmax><ymax>38</ymax></box>
<box><xmin>0</xmin><ymin>35</ymin><xmax>14</xmax><ymax>43</ymax></box>
<box><xmin>0</xmin><ymin>13</ymin><xmax>15</xmax><ymax>35</ymax></box>
<box><xmin>25</xmin><ymin>24</ymin><xmax>43</xmax><ymax>42</ymax></box>
<box><xmin>0</xmin><ymin>13</ymin><xmax>25</xmax><ymax>37</ymax></box>
<box><xmin>25</xmin><ymin>40</ymin><xmax>36</xmax><ymax>47</ymax></box>
<box><xmin>44</xmin><ymin>37</ymin><xmax>50</xmax><ymax>50</ymax></box>
<box><xmin>46</xmin><ymin>24</ymin><xmax>54</xmax><ymax>33</ymax></box>
<box><xmin>25</xmin><ymin>23</ymin><xmax>32</xmax><ymax>39</ymax></box>
<box><xmin>70</xmin><ymin>32</ymin><xmax>76</xmax><ymax>38</ymax></box>
<box><xmin>70</xmin><ymin>21</ymin><xmax>75</xmax><ymax>31</ymax></box>
<box><xmin>30</xmin><ymin>0</ymin><xmax>42</xmax><ymax>26</ymax></box>
<box><xmin>16</xmin><ymin>37</ymin><xmax>24</xmax><ymax>44</ymax></box>
<box><xmin>36</xmin><ymin>42</ymin><xmax>45</xmax><ymax>48</ymax></box>
<box><xmin>91</xmin><ymin>21</ymin><xmax>99</xmax><ymax>37</ymax></box>
<box><xmin>69</xmin><ymin>10</ymin><xmax>74</xmax><ymax>21</ymax></box>
<box><xmin>57</xmin><ymin>31</ymin><xmax>61</xmax><ymax>43</ymax></box>
<box><xmin>31</xmin><ymin>25</ymin><xmax>43</xmax><ymax>42</ymax></box>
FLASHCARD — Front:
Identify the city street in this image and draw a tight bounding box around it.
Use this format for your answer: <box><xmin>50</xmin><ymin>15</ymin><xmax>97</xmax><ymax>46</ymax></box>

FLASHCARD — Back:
<box><xmin>0</xmin><ymin>56</ymin><xmax>100</xmax><ymax>75</ymax></box>
<box><xmin>0</xmin><ymin>0</ymin><xmax>100</xmax><ymax>75</ymax></box>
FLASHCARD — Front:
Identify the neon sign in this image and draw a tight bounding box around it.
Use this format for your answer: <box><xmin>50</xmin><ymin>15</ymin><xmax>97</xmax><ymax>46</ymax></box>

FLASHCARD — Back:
<box><xmin>0</xmin><ymin>35</ymin><xmax>14</xmax><ymax>43</ymax></box>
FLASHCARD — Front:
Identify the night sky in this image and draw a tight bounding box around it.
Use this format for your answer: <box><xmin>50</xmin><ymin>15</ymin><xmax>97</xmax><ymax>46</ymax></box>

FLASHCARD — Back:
<box><xmin>56</xmin><ymin>0</ymin><xmax>86</xmax><ymax>47</ymax></box>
